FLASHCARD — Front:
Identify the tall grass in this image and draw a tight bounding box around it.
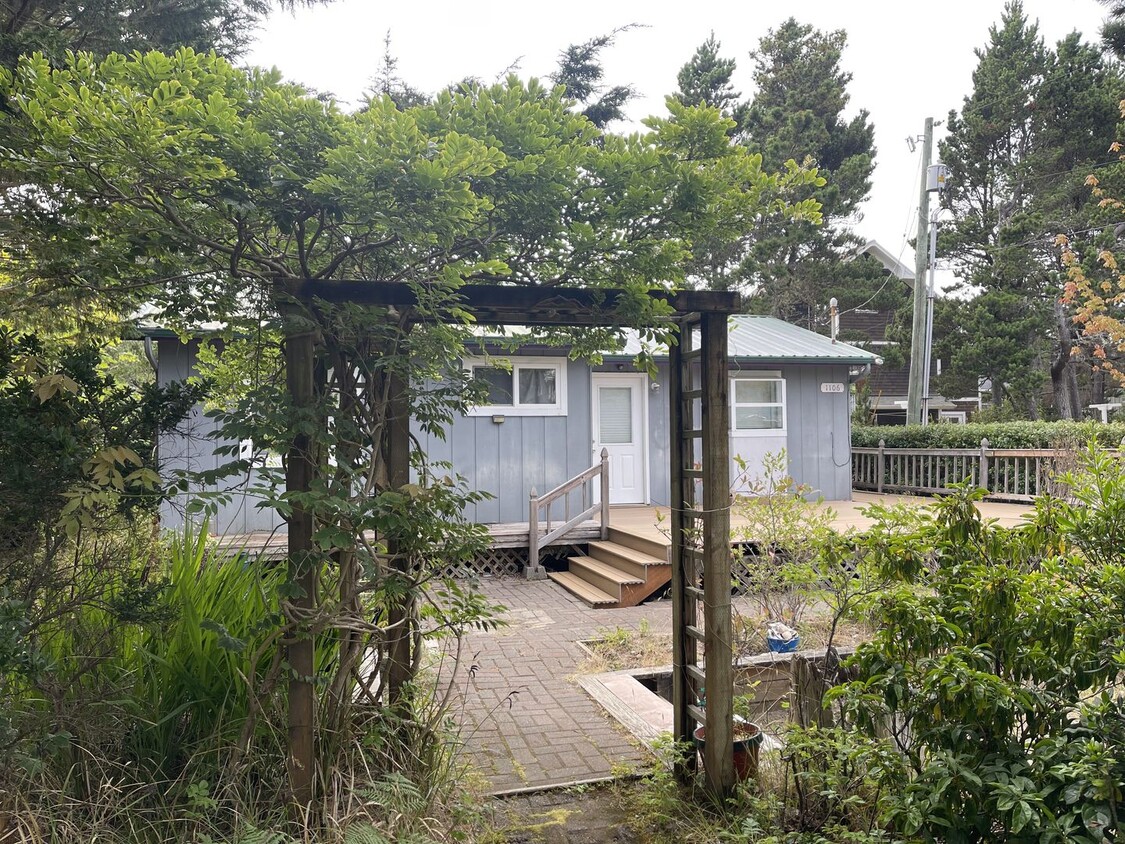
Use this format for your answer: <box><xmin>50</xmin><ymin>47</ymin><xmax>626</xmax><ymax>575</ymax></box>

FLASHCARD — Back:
<box><xmin>0</xmin><ymin>521</ymin><xmax>493</xmax><ymax>843</ymax></box>
<box><xmin>128</xmin><ymin>520</ymin><xmax>286</xmax><ymax>779</ymax></box>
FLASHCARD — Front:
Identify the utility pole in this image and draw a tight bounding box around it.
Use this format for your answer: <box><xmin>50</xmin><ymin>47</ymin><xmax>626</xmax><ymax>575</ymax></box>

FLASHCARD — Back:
<box><xmin>906</xmin><ymin>118</ymin><xmax>933</xmax><ymax>425</ymax></box>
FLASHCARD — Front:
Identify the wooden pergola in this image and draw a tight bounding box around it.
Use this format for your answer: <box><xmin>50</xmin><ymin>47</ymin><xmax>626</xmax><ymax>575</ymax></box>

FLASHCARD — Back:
<box><xmin>284</xmin><ymin>281</ymin><xmax>740</xmax><ymax>800</ymax></box>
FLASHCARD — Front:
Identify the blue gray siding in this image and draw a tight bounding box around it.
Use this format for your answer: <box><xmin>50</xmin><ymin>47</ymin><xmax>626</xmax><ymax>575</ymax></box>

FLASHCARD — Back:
<box><xmin>783</xmin><ymin>364</ymin><xmax>853</xmax><ymax>500</ymax></box>
<box><xmin>416</xmin><ymin>359</ymin><xmax>592</xmax><ymax>523</ymax></box>
<box><xmin>156</xmin><ymin>338</ymin><xmax>286</xmax><ymax>535</ymax></box>
<box><xmin>636</xmin><ymin>361</ymin><xmax>855</xmax><ymax>505</ymax></box>
<box><xmin>156</xmin><ymin>341</ymin><xmax>855</xmax><ymax>536</ymax></box>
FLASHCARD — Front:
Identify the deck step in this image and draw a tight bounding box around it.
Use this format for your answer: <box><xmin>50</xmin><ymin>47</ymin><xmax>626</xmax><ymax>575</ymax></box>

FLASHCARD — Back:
<box><xmin>547</xmin><ymin>570</ymin><xmax>618</xmax><ymax>607</ymax></box>
<box><xmin>607</xmin><ymin>526</ymin><xmax>670</xmax><ymax>561</ymax></box>
<box><xmin>568</xmin><ymin>555</ymin><xmax>643</xmax><ymax>597</ymax></box>
<box><xmin>587</xmin><ymin>540</ymin><xmax>668</xmax><ymax>578</ymax></box>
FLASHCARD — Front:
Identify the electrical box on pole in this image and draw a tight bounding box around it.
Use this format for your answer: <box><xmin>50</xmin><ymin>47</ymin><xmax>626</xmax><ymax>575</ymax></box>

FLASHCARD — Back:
<box><xmin>926</xmin><ymin>164</ymin><xmax>948</xmax><ymax>194</ymax></box>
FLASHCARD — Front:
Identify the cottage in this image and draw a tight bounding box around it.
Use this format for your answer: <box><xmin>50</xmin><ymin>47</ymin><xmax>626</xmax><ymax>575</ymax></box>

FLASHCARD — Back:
<box><xmin>151</xmin><ymin>315</ymin><xmax>878</xmax><ymax>535</ymax></box>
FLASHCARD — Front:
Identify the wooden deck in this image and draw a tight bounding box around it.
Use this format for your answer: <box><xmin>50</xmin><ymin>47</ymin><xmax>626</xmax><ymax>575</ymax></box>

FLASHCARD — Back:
<box><xmin>608</xmin><ymin>492</ymin><xmax>1035</xmax><ymax>548</ymax></box>
<box><xmin>212</xmin><ymin>493</ymin><xmax>1034</xmax><ymax>558</ymax></box>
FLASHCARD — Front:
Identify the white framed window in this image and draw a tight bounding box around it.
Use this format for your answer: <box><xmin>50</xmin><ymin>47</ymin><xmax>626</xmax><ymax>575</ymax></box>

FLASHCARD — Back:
<box><xmin>731</xmin><ymin>374</ymin><xmax>786</xmax><ymax>433</ymax></box>
<box><xmin>464</xmin><ymin>357</ymin><xmax>568</xmax><ymax>416</ymax></box>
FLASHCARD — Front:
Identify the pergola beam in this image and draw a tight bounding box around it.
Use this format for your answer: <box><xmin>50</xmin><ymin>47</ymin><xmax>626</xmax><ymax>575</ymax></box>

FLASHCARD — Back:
<box><xmin>294</xmin><ymin>279</ymin><xmax>738</xmax><ymax>326</ymax></box>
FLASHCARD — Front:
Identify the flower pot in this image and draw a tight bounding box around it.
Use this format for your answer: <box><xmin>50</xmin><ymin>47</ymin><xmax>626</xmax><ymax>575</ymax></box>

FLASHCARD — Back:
<box><xmin>693</xmin><ymin>721</ymin><xmax>763</xmax><ymax>781</ymax></box>
<box><xmin>767</xmin><ymin>633</ymin><xmax>799</xmax><ymax>653</ymax></box>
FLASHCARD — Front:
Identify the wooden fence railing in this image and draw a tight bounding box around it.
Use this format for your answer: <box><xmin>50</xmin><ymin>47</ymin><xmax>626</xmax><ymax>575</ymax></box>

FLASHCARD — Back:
<box><xmin>527</xmin><ymin>448</ymin><xmax>610</xmax><ymax>578</ymax></box>
<box><xmin>852</xmin><ymin>438</ymin><xmax>1072</xmax><ymax>502</ymax></box>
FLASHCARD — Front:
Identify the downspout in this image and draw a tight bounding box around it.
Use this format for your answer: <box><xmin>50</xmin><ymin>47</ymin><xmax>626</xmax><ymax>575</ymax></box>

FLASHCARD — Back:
<box><xmin>849</xmin><ymin>362</ymin><xmax>876</xmax><ymax>384</ymax></box>
<box><xmin>143</xmin><ymin>336</ymin><xmax>158</xmax><ymax>376</ymax></box>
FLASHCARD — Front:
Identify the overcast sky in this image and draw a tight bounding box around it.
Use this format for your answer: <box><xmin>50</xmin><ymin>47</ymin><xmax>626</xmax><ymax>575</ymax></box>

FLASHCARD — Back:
<box><xmin>247</xmin><ymin>0</ymin><xmax>1112</xmax><ymax>280</ymax></box>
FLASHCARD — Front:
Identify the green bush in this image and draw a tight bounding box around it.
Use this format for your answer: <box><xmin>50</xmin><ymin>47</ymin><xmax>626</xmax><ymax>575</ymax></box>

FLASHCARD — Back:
<box><xmin>852</xmin><ymin>420</ymin><xmax>1125</xmax><ymax>449</ymax></box>
<box><xmin>833</xmin><ymin>448</ymin><xmax>1125</xmax><ymax>841</ymax></box>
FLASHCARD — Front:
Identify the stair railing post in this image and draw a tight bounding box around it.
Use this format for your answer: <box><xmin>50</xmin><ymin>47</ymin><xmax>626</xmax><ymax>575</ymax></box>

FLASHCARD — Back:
<box><xmin>979</xmin><ymin>438</ymin><xmax>990</xmax><ymax>493</ymax></box>
<box><xmin>600</xmin><ymin>448</ymin><xmax>610</xmax><ymax>541</ymax></box>
<box><xmin>527</xmin><ymin>487</ymin><xmax>543</xmax><ymax>580</ymax></box>
<box><xmin>876</xmin><ymin>438</ymin><xmax>885</xmax><ymax>494</ymax></box>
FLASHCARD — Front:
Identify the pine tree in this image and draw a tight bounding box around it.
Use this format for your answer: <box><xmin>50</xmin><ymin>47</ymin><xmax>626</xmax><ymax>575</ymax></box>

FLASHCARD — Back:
<box><xmin>673</xmin><ymin>33</ymin><xmax>747</xmax><ymax>132</ymax></box>
<box><xmin>739</xmin><ymin>19</ymin><xmax>878</xmax><ymax>325</ymax></box>
<box><xmin>0</xmin><ymin>0</ymin><xmax>333</xmax><ymax>69</ymax></box>
<box><xmin>939</xmin><ymin>2</ymin><xmax>1121</xmax><ymax>416</ymax></box>
<box><xmin>551</xmin><ymin>26</ymin><xmax>637</xmax><ymax>128</ymax></box>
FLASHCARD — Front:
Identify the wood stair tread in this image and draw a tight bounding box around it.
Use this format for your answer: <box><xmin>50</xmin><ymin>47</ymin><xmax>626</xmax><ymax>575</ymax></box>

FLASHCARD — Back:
<box><xmin>587</xmin><ymin>540</ymin><xmax>668</xmax><ymax>568</ymax></box>
<box><xmin>607</xmin><ymin>526</ymin><xmax>670</xmax><ymax>560</ymax></box>
<box><xmin>547</xmin><ymin>570</ymin><xmax>617</xmax><ymax>606</ymax></box>
<box><xmin>568</xmin><ymin>555</ymin><xmax>644</xmax><ymax>585</ymax></box>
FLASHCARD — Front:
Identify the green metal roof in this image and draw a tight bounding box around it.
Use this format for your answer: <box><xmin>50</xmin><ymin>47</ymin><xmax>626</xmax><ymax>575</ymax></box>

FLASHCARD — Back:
<box><xmin>617</xmin><ymin>315</ymin><xmax>881</xmax><ymax>365</ymax></box>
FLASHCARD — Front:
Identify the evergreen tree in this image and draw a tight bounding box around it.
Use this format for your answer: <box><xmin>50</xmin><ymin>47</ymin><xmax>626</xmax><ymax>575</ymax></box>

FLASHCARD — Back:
<box><xmin>939</xmin><ymin>2</ymin><xmax>1120</xmax><ymax>416</ymax></box>
<box><xmin>0</xmin><ymin>0</ymin><xmax>332</xmax><ymax>69</ymax></box>
<box><xmin>1099</xmin><ymin>0</ymin><xmax>1125</xmax><ymax>58</ymax></box>
<box><xmin>738</xmin><ymin>19</ymin><xmax>878</xmax><ymax>326</ymax></box>
<box><xmin>551</xmin><ymin>26</ymin><xmax>637</xmax><ymax>128</ymax></box>
<box><xmin>673</xmin><ymin>33</ymin><xmax>746</xmax><ymax>132</ymax></box>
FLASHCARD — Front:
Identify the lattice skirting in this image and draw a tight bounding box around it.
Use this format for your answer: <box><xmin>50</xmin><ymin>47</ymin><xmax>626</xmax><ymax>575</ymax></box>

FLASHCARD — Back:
<box><xmin>443</xmin><ymin>544</ymin><xmax>579</xmax><ymax>578</ymax></box>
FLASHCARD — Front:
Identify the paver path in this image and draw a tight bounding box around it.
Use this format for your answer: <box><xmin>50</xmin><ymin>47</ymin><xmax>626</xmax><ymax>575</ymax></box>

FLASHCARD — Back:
<box><xmin>449</xmin><ymin>578</ymin><xmax>670</xmax><ymax>794</ymax></box>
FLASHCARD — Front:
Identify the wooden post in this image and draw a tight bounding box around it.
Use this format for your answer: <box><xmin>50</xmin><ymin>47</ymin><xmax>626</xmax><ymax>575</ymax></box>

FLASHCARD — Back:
<box><xmin>285</xmin><ymin>329</ymin><xmax>317</xmax><ymax>807</ymax></box>
<box><xmin>979</xmin><ymin>437</ymin><xmax>990</xmax><ymax>493</ymax></box>
<box><xmin>791</xmin><ymin>654</ymin><xmax>833</xmax><ymax>729</ymax></box>
<box><xmin>527</xmin><ymin>487</ymin><xmax>541</xmax><ymax>579</ymax></box>
<box><xmin>876</xmin><ymin>438</ymin><xmax>885</xmax><ymax>494</ymax></box>
<box><xmin>599</xmin><ymin>448</ymin><xmax>610</xmax><ymax>541</ymax></box>
<box><xmin>386</xmin><ymin>367</ymin><xmax>413</xmax><ymax>706</ymax></box>
<box><xmin>668</xmin><ymin>331</ymin><xmax>696</xmax><ymax>780</ymax></box>
<box><xmin>700</xmin><ymin>312</ymin><xmax>734</xmax><ymax>797</ymax></box>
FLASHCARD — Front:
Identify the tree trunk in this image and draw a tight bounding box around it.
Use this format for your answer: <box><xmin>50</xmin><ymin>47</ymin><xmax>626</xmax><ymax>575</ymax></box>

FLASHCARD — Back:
<box><xmin>1050</xmin><ymin>299</ymin><xmax>1082</xmax><ymax>420</ymax></box>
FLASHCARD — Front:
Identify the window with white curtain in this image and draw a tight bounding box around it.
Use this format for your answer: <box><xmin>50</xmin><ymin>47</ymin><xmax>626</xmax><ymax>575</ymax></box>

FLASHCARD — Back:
<box><xmin>731</xmin><ymin>375</ymin><xmax>786</xmax><ymax>432</ymax></box>
<box><xmin>464</xmin><ymin>357</ymin><xmax>567</xmax><ymax>416</ymax></box>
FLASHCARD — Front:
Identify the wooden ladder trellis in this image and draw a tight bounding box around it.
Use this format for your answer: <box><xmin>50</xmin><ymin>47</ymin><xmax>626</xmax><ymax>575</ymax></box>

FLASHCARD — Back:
<box><xmin>669</xmin><ymin>312</ymin><xmax>734</xmax><ymax>796</ymax></box>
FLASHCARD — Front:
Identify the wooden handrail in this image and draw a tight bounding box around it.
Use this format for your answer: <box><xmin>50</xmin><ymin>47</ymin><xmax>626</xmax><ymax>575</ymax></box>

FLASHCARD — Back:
<box><xmin>527</xmin><ymin>448</ymin><xmax>610</xmax><ymax>578</ymax></box>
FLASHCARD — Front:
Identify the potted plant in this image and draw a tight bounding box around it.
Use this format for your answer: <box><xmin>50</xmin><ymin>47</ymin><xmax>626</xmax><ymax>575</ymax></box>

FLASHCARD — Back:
<box><xmin>692</xmin><ymin>718</ymin><xmax>764</xmax><ymax>782</ymax></box>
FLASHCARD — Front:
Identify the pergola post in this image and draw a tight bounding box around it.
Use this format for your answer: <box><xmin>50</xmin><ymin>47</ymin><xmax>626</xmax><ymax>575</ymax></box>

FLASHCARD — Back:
<box><xmin>386</xmin><ymin>366</ymin><xmax>413</xmax><ymax>706</ymax></box>
<box><xmin>285</xmin><ymin>329</ymin><xmax>317</xmax><ymax>807</ymax></box>
<box><xmin>669</xmin><ymin>312</ymin><xmax>734</xmax><ymax>797</ymax></box>
<box><xmin>699</xmin><ymin>312</ymin><xmax>733</xmax><ymax>796</ymax></box>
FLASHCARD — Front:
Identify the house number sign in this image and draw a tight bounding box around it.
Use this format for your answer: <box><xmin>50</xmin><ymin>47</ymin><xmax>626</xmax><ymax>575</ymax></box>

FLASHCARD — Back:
<box><xmin>820</xmin><ymin>382</ymin><xmax>845</xmax><ymax>393</ymax></box>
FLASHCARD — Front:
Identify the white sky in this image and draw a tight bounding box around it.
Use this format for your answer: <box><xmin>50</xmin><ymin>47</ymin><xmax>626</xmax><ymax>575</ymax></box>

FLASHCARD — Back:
<box><xmin>246</xmin><ymin>0</ymin><xmax>1111</xmax><ymax>277</ymax></box>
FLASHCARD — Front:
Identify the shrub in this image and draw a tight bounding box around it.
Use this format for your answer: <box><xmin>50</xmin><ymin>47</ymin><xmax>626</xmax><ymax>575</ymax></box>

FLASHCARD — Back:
<box><xmin>833</xmin><ymin>450</ymin><xmax>1125</xmax><ymax>841</ymax></box>
<box><xmin>852</xmin><ymin>420</ymin><xmax>1125</xmax><ymax>449</ymax></box>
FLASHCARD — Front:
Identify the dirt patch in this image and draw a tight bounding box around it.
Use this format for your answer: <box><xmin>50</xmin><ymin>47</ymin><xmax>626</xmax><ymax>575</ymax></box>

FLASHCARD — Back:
<box><xmin>489</xmin><ymin>784</ymin><xmax>638</xmax><ymax>844</ymax></box>
<box><xmin>578</xmin><ymin>607</ymin><xmax>872</xmax><ymax>674</ymax></box>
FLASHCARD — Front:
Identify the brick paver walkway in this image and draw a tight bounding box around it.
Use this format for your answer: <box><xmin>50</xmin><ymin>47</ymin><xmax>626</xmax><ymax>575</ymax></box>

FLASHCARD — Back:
<box><xmin>447</xmin><ymin>577</ymin><xmax>672</xmax><ymax>794</ymax></box>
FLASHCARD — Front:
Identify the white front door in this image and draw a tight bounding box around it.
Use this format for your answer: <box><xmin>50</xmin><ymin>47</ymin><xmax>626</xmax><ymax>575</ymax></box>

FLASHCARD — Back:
<box><xmin>592</xmin><ymin>374</ymin><xmax>647</xmax><ymax>505</ymax></box>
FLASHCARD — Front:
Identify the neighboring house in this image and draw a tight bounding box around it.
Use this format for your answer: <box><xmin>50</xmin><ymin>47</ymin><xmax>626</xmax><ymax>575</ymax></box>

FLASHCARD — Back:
<box><xmin>847</xmin><ymin>241</ymin><xmax>980</xmax><ymax>425</ymax></box>
<box><xmin>150</xmin><ymin>315</ymin><xmax>879</xmax><ymax>533</ymax></box>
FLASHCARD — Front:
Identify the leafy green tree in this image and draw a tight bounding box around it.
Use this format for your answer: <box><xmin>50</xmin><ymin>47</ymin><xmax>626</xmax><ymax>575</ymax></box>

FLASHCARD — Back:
<box><xmin>0</xmin><ymin>47</ymin><xmax>822</xmax><ymax>802</ymax></box>
<box><xmin>940</xmin><ymin>3</ymin><xmax>1121</xmax><ymax>417</ymax></box>
<box><xmin>738</xmin><ymin>19</ymin><xmax>878</xmax><ymax>324</ymax></box>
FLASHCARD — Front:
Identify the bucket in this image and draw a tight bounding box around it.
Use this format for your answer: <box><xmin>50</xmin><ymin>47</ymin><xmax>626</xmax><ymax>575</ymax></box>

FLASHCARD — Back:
<box><xmin>693</xmin><ymin>721</ymin><xmax>764</xmax><ymax>781</ymax></box>
<box><xmin>767</xmin><ymin>633</ymin><xmax>799</xmax><ymax>653</ymax></box>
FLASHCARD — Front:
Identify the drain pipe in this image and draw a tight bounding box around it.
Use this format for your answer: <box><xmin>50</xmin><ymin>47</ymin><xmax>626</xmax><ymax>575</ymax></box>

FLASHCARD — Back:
<box><xmin>143</xmin><ymin>336</ymin><xmax>158</xmax><ymax>377</ymax></box>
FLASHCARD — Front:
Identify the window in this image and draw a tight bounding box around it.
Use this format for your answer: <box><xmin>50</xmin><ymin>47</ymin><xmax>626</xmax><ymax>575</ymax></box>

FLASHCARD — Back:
<box><xmin>464</xmin><ymin>357</ymin><xmax>567</xmax><ymax>416</ymax></box>
<box><xmin>731</xmin><ymin>375</ymin><xmax>785</xmax><ymax>432</ymax></box>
